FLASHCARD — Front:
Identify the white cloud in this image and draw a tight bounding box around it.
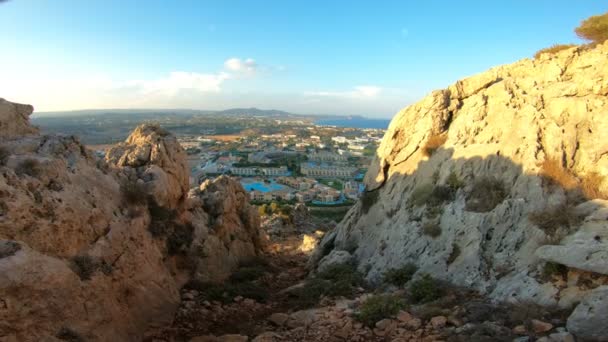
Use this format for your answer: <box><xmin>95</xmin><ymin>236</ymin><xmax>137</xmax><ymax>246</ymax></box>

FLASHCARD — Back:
<box><xmin>129</xmin><ymin>71</ymin><xmax>230</xmax><ymax>96</ymax></box>
<box><xmin>305</xmin><ymin>85</ymin><xmax>383</xmax><ymax>99</ymax></box>
<box><xmin>223</xmin><ymin>57</ymin><xmax>257</xmax><ymax>75</ymax></box>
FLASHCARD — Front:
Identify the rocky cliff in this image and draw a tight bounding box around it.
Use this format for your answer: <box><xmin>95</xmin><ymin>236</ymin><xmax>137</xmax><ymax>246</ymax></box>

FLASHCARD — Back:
<box><xmin>0</xmin><ymin>99</ymin><xmax>264</xmax><ymax>341</ymax></box>
<box><xmin>313</xmin><ymin>43</ymin><xmax>608</xmax><ymax>340</ymax></box>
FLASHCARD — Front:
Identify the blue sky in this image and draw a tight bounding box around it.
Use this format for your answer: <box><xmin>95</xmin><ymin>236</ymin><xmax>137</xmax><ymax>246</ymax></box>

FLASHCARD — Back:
<box><xmin>0</xmin><ymin>1</ymin><xmax>605</xmax><ymax>117</ymax></box>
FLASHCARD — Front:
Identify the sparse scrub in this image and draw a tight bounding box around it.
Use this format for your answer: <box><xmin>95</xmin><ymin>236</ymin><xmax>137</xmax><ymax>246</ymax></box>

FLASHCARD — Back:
<box><xmin>411</xmin><ymin>184</ymin><xmax>454</xmax><ymax>208</ymax></box>
<box><xmin>581</xmin><ymin>172</ymin><xmax>607</xmax><ymax>200</ymax></box>
<box><xmin>539</xmin><ymin>158</ymin><xmax>578</xmax><ymax>190</ymax></box>
<box><xmin>0</xmin><ymin>146</ymin><xmax>9</xmax><ymax>166</ymax></box>
<box><xmin>229</xmin><ymin>266</ymin><xmax>266</xmax><ymax>283</ymax></box>
<box><xmin>56</xmin><ymin>327</ymin><xmax>85</xmax><ymax>342</ymax></box>
<box><xmin>529</xmin><ymin>203</ymin><xmax>582</xmax><ymax>236</ymax></box>
<box><xmin>70</xmin><ymin>255</ymin><xmax>99</xmax><ymax>281</ymax></box>
<box><xmin>360</xmin><ymin>190</ymin><xmax>379</xmax><ymax>214</ymax></box>
<box><xmin>356</xmin><ymin>294</ymin><xmax>405</xmax><ymax>327</ymax></box>
<box><xmin>422</xmin><ymin>221</ymin><xmax>441</xmax><ymax>238</ymax></box>
<box><xmin>447</xmin><ymin>243</ymin><xmax>461</xmax><ymax>265</ymax></box>
<box><xmin>446</xmin><ymin>171</ymin><xmax>464</xmax><ymax>191</ymax></box>
<box><xmin>422</xmin><ymin>134</ymin><xmax>447</xmax><ymax>157</ymax></box>
<box><xmin>410</xmin><ymin>184</ymin><xmax>434</xmax><ymax>207</ymax></box>
<box><xmin>575</xmin><ymin>11</ymin><xmax>608</xmax><ymax>44</ymax></box>
<box><xmin>0</xmin><ymin>241</ymin><xmax>21</xmax><ymax>258</ymax></box>
<box><xmin>16</xmin><ymin>158</ymin><xmax>42</xmax><ymax>177</ymax></box>
<box><xmin>121</xmin><ymin>179</ymin><xmax>148</xmax><ymax>206</ymax></box>
<box><xmin>465</xmin><ymin>176</ymin><xmax>507</xmax><ymax>212</ymax></box>
<box><xmin>409</xmin><ymin>274</ymin><xmax>442</xmax><ymax>303</ymax></box>
<box><xmin>542</xmin><ymin>262</ymin><xmax>568</xmax><ymax>281</ymax></box>
<box><xmin>291</xmin><ymin>263</ymin><xmax>364</xmax><ymax>308</ymax></box>
<box><xmin>383</xmin><ymin>263</ymin><xmax>418</xmax><ymax>287</ymax></box>
<box><xmin>534</xmin><ymin>44</ymin><xmax>577</xmax><ymax>59</ymax></box>
<box><xmin>166</xmin><ymin>223</ymin><xmax>194</xmax><ymax>255</ymax></box>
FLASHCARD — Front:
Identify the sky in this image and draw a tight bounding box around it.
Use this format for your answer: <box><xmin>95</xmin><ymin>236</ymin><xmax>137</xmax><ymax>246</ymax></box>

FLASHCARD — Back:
<box><xmin>0</xmin><ymin>1</ymin><xmax>605</xmax><ymax>117</ymax></box>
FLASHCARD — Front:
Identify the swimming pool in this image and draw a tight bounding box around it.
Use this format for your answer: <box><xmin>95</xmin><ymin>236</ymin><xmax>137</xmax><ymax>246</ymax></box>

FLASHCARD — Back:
<box><xmin>240</xmin><ymin>179</ymin><xmax>287</xmax><ymax>193</ymax></box>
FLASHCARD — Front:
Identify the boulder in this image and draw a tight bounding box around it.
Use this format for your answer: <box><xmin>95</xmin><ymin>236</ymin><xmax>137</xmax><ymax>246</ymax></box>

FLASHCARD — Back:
<box><xmin>567</xmin><ymin>286</ymin><xmax>608</xmax><ymax>341</ymax></box>
<box><xmin>317</xmin><ymin>250</ymin><xmax>353</xmax><ymax>273</ymax></box>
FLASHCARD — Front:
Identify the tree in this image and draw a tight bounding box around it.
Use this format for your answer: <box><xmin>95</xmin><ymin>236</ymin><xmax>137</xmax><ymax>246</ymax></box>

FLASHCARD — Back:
<box><xmin>575</xmin><ymin>12</ymin><xmax>608</xmax><ymax>44</ymax></box>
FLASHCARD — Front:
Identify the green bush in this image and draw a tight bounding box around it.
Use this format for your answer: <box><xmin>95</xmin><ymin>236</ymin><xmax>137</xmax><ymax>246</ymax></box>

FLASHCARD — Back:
<box><xmin>575</xmin><ymin>12</ymin><xmax>608</xmax><ymax>44</ymax></box>
<box><xmin>356</xmin><ymin>294</ymin><xmax>405</xmax><ymax>327</ymax></box>
<box><xmin>422</xmin><ymin>221</ymin><xmax>441</xmax><ymax>238</ymax></box>
<box><xmin>409</xmin><ymin>274</ymin><xmax>442</xmax><ymax>303</ymax></box>
<box><xmin>360</xmin><ymin>190</ymin><xmax>379</xmax><ymax>214</ymax></box>
<box><xmin>465</xmin><ymin>176</ymin><xmax>507</xmax><ymax>212</ymax></box>
<box><xmin>16</xmin><ymin>158</ymin><xmax>42</xmax><ymax>177</ymax></box>
<box><xmin>0</xmin><ymin>146</ymin><xmax>9</xmax><ymax>166</ymax></box>
<box><xmin>534</xmin><ymin>44</ymin><xmax>577</xmax><ymax>59</ymax></box>
<box><xmin>446</xmin><ymin>171</ymin><xmax>464</xmax><ymax>191</ymax></box>
<box><xmin>411</xmin><ymin>184</ymin><xmax>434</xmax><ymax>207</ymax></box>
<box><xmin>542</xmin><ymin>262</ymin><xmax>568</xmax><ymax>280</ymax></box>
<box><xmin>383</xmin><ymin>263</ymin><xmax>418</xmax><ymax>287</ymax></box>
<box><xmin>290</xmin><ymin>263</ymin><xmax>364</xmax><ymax>308</ymax></box>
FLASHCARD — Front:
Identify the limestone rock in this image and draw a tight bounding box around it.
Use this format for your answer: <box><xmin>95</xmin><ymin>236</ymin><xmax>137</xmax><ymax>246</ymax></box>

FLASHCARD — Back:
<box><xmin>105</xmin><ymin>124</ymin><xmax>189</xmax><ymax>209</ymax></box>
<box><xmin>312</xmin><ymin>42</ymin><xmax>608</xmax><ymax>315</ymax></box>
<box><xmin>317</xmin><ymin>250</ymin><xmax>353</xmax><ymax>273</ymax></box>
<box><xmin>536</xmin><ymin>220</ymin><xmax>608</xmax><ymax>275</ymax></box>
<box><xmin>567</xmin><ymin>286</ymin><xmax>608</xmax><ymax>341</ymax></box>
<box><xmin>0</xmin><ymin>98</ymin><xmax>38</xmax><ymax>138</ymax></box>
<box><xmin>0</xmin><ymin>100</ymin><xmax>264</xmax><ymax>340</ymax></box>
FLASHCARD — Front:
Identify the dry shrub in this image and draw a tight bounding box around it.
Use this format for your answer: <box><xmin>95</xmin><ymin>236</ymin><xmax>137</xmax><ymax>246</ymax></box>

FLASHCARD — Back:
<box><xmin>529</xmin><ymin>203</ymin><xmax>582</xmax><ymax>236</ymax></box>
<box><xmin>0</xmin><ymin>146</ymin><xmax>9</xmax><ymax>166</ymax></box>
<box><xmin>422</xmin><ymin>221</ymin><xmax>441</xmax><ymax>238</ymax></box>
<box><xmin>581</xmin><ymin>172</ymin><xmax>607</xmax><ymax>200</ymax></box>
<box><xmin>575</xmin><ymin>11</ymin><xmax>608</xmax><ymax>44</ymax></box>
<box><xmin>121</xmin><ymin>179</ymin><xmax>148</xmax><ymax>206</ymax></box>
<box><xmin>16</xmin><ymin>158</ymin><xmax>42</xmax><ymax>177</ymax></box>
<box><xmin>534</xmin><ymin>44</ymin><xmax>577</xmax><ymax>59</ymax></box>
<box><xmin>422</xmin><ymin>134</ymin><xmax>447</xmax><ymax>157</ymax></box>
<box><xmin>539</xmin><ymin>158</ymin><xmax>578</xmax><ymax>190</ymax></box>
<box><xmin>465</xmin><ymin>176</ymin><xmax>507</xmax><ymax>212</ymax></box>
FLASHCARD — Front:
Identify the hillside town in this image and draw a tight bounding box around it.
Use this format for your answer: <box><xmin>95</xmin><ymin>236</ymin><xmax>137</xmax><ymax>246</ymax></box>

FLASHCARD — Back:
<box><xmin>178</xmin><ymin>123</ymin><xmax>383</xmax><ymax>205</ymax></box>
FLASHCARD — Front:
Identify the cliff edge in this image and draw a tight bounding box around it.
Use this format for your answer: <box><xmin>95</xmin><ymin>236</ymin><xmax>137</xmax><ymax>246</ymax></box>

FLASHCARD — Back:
<box><xmin>313</xmin><ymin>43</ymin><xmax>608</xmax><ymax>340</ymax></box>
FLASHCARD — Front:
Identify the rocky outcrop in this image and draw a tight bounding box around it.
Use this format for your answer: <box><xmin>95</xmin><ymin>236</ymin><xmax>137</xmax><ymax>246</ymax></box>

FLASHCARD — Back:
<box><xmin>0</xmin><ymin>98</ymin><xmax>38</xmax><ymax>138</ymax></box>
<box><xmin>313</xmin><ymin>43</ymin><xmax>608</xmax><ymax>339</ymax></box>
<box><xmin>106</xmin><ymin>124</ymin><xmax>189</xmax><ymax>209</ymax></box>
<box><xmin>0</xmin><ymin>102</ymin><xmax>263</xmax><ymax>341</ymax></box>
<box><xmin>187</xmin><ymin>176</ymin><xmax>266</xmax><ymax>282</ymax></box>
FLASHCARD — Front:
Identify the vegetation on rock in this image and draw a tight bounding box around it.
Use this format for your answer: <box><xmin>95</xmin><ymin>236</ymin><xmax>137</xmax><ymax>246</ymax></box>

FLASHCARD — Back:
<box><xmin>383</xmin><ymin>263</ymin><xmax>418</xmax><ymax>287</ymax></box>
<box><xmin>356</xmin><ymin>294</ymin><xmax>405</xmax><ymax>327</ymax></box>
<box><xmin>575</xmin><ymin>11</ymin><xmax>608</xmax><ymax>44</ymax></box>
<box><xmin>534</xmin><ymin>44</ymin><xmax>577</xmax><ymax>59</ymax></box>
<box><xmin>465</xmin><ymin>176</ymin><xmax>506</xmax><ymax>212</ymax></box>
<box><xmin>409</xmin><ymin>274</ymin><xmax>443</xmax><ymax>303</ymax></box>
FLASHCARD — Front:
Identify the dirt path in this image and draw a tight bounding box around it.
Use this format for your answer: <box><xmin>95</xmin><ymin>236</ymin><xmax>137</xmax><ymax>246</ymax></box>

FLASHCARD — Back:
<box><xmin>146</xmin><ymin>235</ymin><xmax>311</xmax><ymax>341</ymax></box>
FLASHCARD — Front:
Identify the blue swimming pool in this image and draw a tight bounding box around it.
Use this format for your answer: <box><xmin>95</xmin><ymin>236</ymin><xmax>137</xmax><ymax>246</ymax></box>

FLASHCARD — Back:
<box><xmin>240</xmin><ymin>180</ymin><xmax>287</xmax><ymax>193</ymax></box>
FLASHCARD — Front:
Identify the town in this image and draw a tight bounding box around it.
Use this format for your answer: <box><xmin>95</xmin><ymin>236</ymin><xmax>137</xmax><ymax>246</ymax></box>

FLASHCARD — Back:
<box><xmin>177</xmin><ymin>121</ymin><xmax>384</xmax><ymax>206</ymax></box>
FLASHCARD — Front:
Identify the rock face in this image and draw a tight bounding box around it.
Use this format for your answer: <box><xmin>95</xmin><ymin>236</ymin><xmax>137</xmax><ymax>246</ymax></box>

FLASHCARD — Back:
<box><xmin>0</xmin><ymin>102</ymin><xmax>263</xmax><ymax>341</ymax></box>
<box><xmin>0</xmin><ymin>98</ymin><xmax>38</xmax><ymax>138</ymax></box>
<box><xmin>106</xmin><ymin>124</ymin><xmax>189</xmax><ymax>209</ymax></box>
<box><xmin>313</xmin><ymin>43</ymin><xmax>608</xmax><ymax>338</ymax></box>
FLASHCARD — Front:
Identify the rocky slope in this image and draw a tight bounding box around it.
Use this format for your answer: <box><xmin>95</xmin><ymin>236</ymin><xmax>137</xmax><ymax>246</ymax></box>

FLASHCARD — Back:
<box><xmin>0</xmin><ymin>99</ymin><xmax>264</xmax><ymax>341</ymax></box>
<box><xmin>313</xmin><ymin>43</ymin><xmax>608</xmax><ymax>340</ymax></box>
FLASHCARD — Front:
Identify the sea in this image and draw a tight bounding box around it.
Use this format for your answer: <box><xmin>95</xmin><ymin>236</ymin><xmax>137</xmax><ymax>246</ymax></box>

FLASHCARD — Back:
<box><xmin>315</xmin><ymin>117</ymin><xmax>391</xmax><ymax>129</ymax></box>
